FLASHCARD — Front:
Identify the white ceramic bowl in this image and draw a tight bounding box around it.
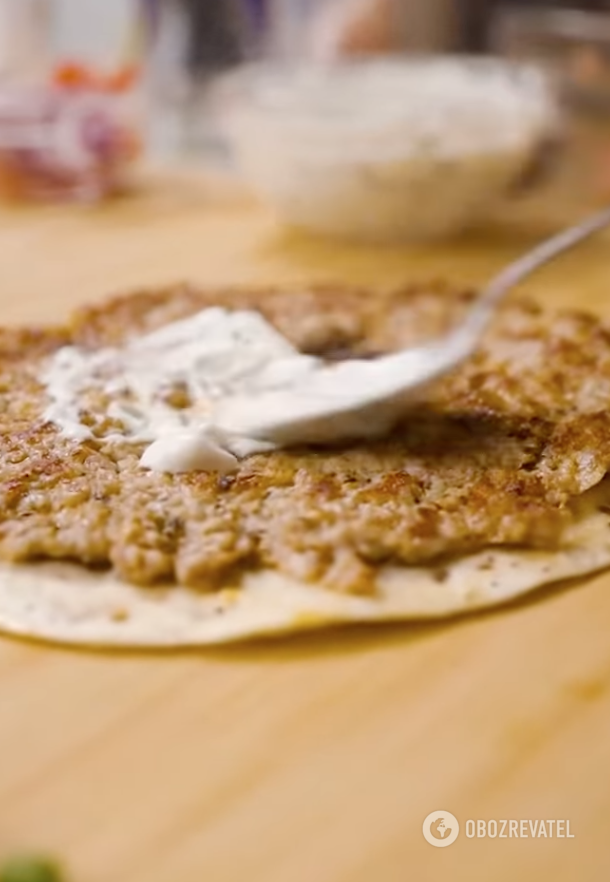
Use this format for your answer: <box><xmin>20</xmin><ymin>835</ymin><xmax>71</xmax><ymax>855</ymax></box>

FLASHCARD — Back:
<box><xmin>215</xmin><ymin>57</ymin><xmax>560</xmax><ymax>242</ymax></box>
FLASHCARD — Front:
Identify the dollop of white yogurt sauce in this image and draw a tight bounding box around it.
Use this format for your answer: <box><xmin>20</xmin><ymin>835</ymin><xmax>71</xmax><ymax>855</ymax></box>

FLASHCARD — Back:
<box><xmin>41</xmin><ymin>307</ymin><xmax>452</xmax><ymax>474</ymax></box>
<box><xmin>40</xmin><ymin>308</ymin><xmax>332</xmax><ymax>473</ymax></box>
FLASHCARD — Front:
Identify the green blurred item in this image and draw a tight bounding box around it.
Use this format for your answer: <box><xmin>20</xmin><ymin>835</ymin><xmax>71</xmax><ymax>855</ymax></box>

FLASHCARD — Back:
<box><xmin>0</xmin><ymin>856</ymin><xmax>64</xmax><ymax>882</ymax></box>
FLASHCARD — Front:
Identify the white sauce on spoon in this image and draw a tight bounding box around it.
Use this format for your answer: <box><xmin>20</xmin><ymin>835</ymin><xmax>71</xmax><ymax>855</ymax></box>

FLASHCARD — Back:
<box><xmin>40</xmin><ymin>307</ymin><xmax>444</xmax><ymax>473</ymax></box>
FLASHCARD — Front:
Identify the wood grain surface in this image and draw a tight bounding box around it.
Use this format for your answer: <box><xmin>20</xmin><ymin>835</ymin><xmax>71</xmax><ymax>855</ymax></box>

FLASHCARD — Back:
<box><xmin>1</xmin><ymin>172</ymin><xmax>610</xmax><ymax>882</ymax></box>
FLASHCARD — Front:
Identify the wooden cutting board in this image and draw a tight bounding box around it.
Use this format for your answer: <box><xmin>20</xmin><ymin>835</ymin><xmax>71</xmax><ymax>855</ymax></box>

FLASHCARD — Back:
<box><xmin>1</xmin><ymin>173</ymin><xmax>610</xmax><ymax>882</ymax></box>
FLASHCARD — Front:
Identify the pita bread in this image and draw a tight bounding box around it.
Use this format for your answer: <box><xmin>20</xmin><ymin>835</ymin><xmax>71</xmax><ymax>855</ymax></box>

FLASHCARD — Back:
<box><xmin>4</xmin><ymin>283</ymin><xmax>610</xmax><ymax>647</ymax></box>
<box><xmin>1</xmin><ymin>481</ymin><xmax>609</xmax><ymax>647</ymax></box>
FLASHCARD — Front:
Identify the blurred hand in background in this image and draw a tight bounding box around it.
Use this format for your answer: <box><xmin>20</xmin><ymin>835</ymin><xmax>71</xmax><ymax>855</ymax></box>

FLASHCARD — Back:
<box><xmin>318</xmin><ymin>0</ymin><xmax>397</xmax><ymax>55</ymax></box>
<box><xmin>310</xmin><ymin>0</ymin><xmax>457</xmax><ymax>58</ymax></box>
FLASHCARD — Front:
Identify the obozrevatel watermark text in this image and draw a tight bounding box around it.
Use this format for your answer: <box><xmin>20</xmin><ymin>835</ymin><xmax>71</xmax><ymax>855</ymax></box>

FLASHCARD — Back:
<box><xmin>423</xmin><ymin>811</ymin><xmax>575</xmax><ymax>847</ymax></box>
<box><xmin>464</xmin><ymin>819</ymin><xmax>575</xmax><ymax>839</ymax></box>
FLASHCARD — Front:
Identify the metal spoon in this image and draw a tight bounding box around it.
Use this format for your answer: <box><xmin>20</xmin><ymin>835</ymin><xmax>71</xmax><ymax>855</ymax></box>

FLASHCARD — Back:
<box><xmin>217</xmin><ymin>205</ymin><xmax>610</xmax><ymax>446</ymax></box>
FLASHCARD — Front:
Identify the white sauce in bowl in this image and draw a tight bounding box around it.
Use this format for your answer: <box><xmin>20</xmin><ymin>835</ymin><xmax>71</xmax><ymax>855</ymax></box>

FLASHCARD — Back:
<box><xmin>218</xmin><ymin>58</ymin><xmax>559</xmax><ymax>241</ymax></box>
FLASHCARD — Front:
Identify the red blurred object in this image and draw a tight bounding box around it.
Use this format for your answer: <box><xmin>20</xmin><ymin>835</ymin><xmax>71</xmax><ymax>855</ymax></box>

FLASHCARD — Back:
<box><xmin>0</xmin><ymin>78</ymin><xmax>142</xmax><ymax>203</ymax></box>
<box><xmin>103</xmin><ymin>64</ymin><xmax>140</xmax><ymax>95</ymax></box>
<box><xmin>51</xmin><ymin>61</ymin><xmax>141</xmax><ymax>95</ymax></box>
<box><xmin>51</xmin><ymin>61</ymin><xmax>98</xmax><ymax>91</ymax></box>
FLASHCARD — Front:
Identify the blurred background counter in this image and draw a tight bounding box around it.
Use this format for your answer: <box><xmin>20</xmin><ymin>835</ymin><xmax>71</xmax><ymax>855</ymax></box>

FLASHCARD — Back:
<box><xmin>0</xmin><ymin>0</ymin><xmax>609</xmax><ymax>230</ymax></box>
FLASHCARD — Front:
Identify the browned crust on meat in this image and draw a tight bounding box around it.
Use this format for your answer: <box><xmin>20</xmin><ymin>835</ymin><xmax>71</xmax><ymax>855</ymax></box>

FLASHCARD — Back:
<box><xmin>2</xmin><ymin>282</ymin><xmax>610</xmax><ymax>594</ymax></box>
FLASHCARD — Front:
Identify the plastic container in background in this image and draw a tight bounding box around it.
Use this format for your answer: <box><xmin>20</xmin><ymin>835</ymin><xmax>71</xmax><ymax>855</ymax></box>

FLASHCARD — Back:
<box><xmin>492</xmin><ymin>7</ymin><xmax>610</xmax><ymax>207</ymax></box>
<box><xmin>143</xmin><ymin>0</ymin><xmax>261</xmax><ymax>162</ymax></box>
<box><xmin>0</xmin><ymin>0</ymin><xmax>143</xmax><ymax>203</ymax></box>
<box><xmin>143</xmin><ymin>0</ymin><xmax>456</xmax><ymax>165</ymax></box>
<box><xmin>215</xmin><ymin>57</ymin><xmax>560</xmax><ymax>243</ymax></box>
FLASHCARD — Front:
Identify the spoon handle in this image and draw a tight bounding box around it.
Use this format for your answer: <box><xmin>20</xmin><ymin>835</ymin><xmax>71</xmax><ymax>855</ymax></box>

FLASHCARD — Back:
<box><xmin>465</xmin><ymin>204</ymin><xmax>610</xmax><ymax>341</ymax></box>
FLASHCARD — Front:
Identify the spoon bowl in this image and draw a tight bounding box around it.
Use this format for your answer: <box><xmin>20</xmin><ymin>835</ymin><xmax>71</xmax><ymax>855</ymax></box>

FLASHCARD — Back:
<box><xmin>218</xmin><ymin>205</ymin><xmax>610</xmax><ymax>446</ymax></box>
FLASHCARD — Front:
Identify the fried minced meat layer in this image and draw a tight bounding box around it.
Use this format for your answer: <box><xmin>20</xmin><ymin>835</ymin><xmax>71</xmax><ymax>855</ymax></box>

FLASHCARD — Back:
<box><xmin>2</xmin><ymin>283</ymin><xmax>610</xmax><ymax>594</ymax></box>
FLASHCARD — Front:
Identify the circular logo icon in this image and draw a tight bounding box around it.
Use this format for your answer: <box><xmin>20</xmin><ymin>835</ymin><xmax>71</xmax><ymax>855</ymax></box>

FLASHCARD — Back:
<box><xmin>422</xmin><ymin>811</ymin><xmax>460</xmax><ymax>847</ymax></box>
